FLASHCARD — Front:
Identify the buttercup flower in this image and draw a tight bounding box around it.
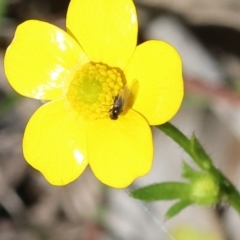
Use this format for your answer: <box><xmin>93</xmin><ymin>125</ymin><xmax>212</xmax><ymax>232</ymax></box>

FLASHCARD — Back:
<box><xmin>4</xmin><ymin>0</ymin><xmax>183</xmax><ymax>188</ymax></box>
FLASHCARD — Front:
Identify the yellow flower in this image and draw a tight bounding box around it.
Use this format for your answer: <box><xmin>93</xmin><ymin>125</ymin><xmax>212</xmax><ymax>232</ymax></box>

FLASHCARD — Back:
<box><xmin>4</xmin><ymin>0</ymin><xmax>183</xmax><ymax>188</ymax></box>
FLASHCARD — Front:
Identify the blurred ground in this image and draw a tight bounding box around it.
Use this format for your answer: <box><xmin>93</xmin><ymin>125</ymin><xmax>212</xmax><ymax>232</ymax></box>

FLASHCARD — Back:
<box><xmin>1</xmin><ymin>0</ymin><xmax>240</xmax><ymax>239</ymax></box>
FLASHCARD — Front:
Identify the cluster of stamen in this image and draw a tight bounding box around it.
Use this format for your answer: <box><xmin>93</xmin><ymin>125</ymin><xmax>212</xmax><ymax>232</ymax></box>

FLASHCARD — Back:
<box><xmin>67</xmin><ymin>62</ymin><xmax>125</xmax><ymax>120</ymax></box>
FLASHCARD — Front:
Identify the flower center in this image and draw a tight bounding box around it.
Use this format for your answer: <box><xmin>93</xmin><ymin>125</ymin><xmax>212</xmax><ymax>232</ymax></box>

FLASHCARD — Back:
<box><xmin>67</xmin><ymin>62</ymin><xmax>125</xmax><ymax>120</ymax></box>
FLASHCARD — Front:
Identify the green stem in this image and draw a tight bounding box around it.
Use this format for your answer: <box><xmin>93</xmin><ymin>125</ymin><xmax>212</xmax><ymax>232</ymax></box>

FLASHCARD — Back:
<box><xmin>214</xmin><ymin>168</ymin><xmax>240</xmax><ymax>214</ymax></box>
<box><xmin>157</xmin><ymin>122</ymin><xmax>240</xmax><ymax>215</ymax></box>
<box><xmin>157</xmin><ymin>122</ymin><xmax>190</xmax><ymax>157</ymax></box>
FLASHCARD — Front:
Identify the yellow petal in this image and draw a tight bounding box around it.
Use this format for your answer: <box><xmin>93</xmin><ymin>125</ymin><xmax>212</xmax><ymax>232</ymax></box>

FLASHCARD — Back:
<box><xmin>88</xmin><ymin>109</ymin><xmax>153</xmax><ymax>188</ymax></box>
<box><xmin>23</xmin><ymin>98</ymin><xmax>89</xmax><ymax>185</ymax></box>
<box><xmin>5</xmin><ymin>20</ymin><xmax>89</xmax><ymax>100</ymax></box>
<box><xmin>67</xmin><ymin>0</ymin><xmax>137</xmax><ymax>69</ymax></box>
<box><xmin>125</xmin><ymin>40</ymin><xmax>184</xmax><ymax>125</ymax></box>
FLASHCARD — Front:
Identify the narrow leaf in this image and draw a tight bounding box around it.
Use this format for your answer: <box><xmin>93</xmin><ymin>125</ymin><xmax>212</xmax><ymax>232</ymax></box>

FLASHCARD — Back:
<box><xmin>165</xmin><ymin>200</ymin><xmax>192</xmax><ymax>220</ymax></box>
<box><xmin>190</xmin><ymin>135</ymin><xmax>212</xmax><ymax>169</ymax></box>
<box><xmin>182</xmin><ymin>161</ymin><xmax>198</xmax><ymax>179</ymax></box>
<box><xmin>130</xmin><ymin>182</ymin><xmax>191</xmax><ymax>202</ymax></box>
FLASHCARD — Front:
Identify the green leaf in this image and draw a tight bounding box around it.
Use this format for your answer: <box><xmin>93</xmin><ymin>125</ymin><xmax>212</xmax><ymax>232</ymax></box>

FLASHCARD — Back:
<box><xmin>190</xmin><ymin>135</ymin><xmax>212</xmax><ymax>170</ymax></box>
<box><xmin>182</xmin><ymin>161</ymin><xmax>196</xmax><ymax>179</ymax></box>
<box><xmin>182</xmin><ymin>161</ymin><xmax>193</xmax><ymax>172</ymax></box>
<box><xmin>130</xmin><ymin>182</ymin><xmax>191</xmax><ymax>202</ymax></box>
<box><xmin>165</xmin><ymin>200</ymin><xmax>192</xmax><ymax>220</ymax></box>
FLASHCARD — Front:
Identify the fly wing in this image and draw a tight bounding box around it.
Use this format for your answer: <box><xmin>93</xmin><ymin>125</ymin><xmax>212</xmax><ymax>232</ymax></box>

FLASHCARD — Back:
<box><xmin>129</xmin><ymin>79</ymin><xmax>139</xmax><ymax>107</ymax></box>
<box><xmin>121</xmin><ymin>79</ymin><xmax>139</xmax><ymax>113</ymax></box>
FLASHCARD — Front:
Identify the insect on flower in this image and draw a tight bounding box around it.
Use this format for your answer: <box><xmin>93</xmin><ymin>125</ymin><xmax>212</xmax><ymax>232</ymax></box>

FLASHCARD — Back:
<box><xmin>110</xmin><ymin>80</ymin><xmax>139</xmax><ymax>120</ymax></box>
